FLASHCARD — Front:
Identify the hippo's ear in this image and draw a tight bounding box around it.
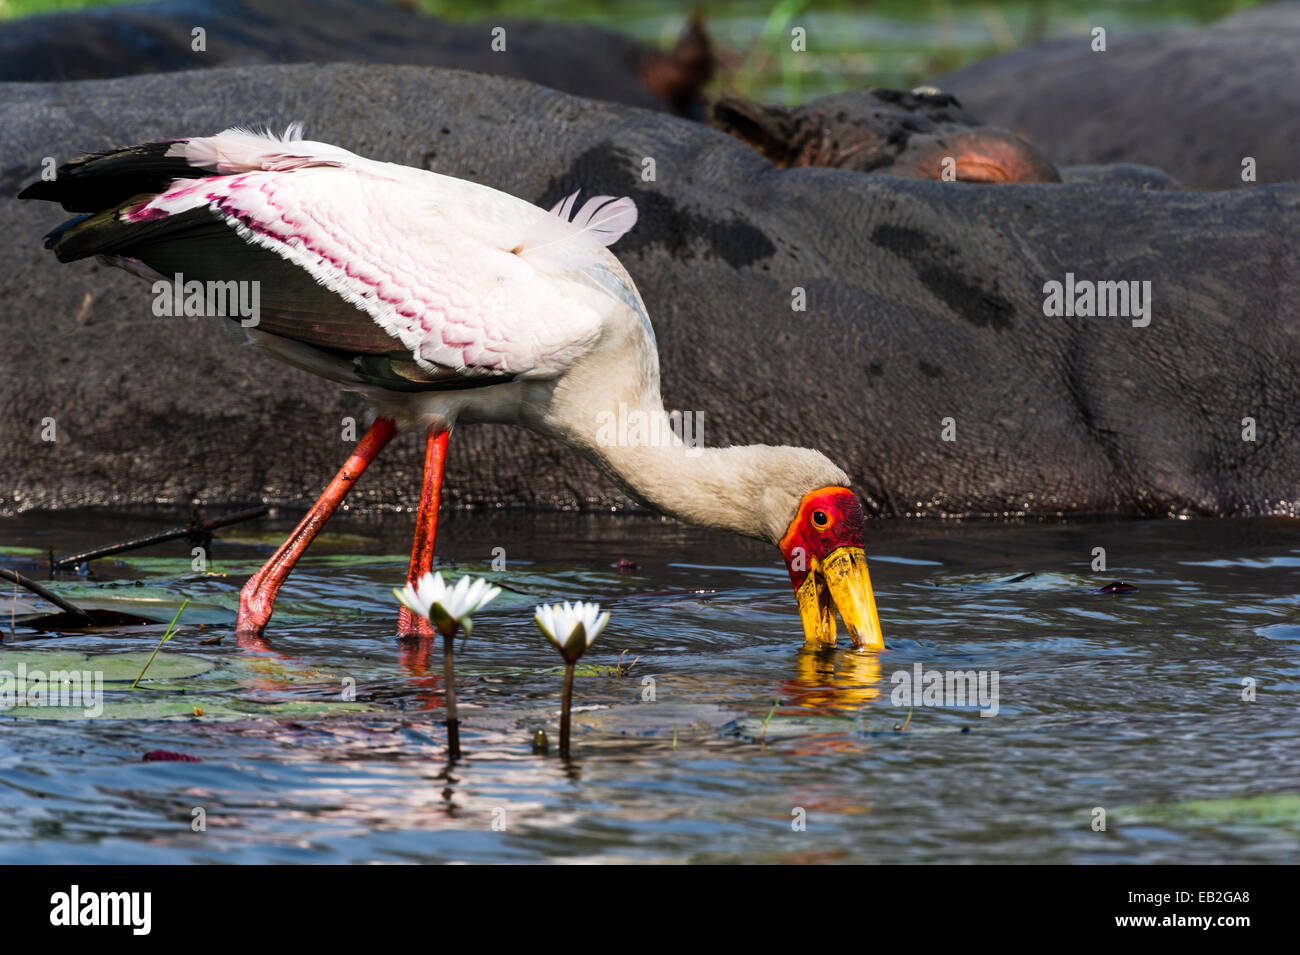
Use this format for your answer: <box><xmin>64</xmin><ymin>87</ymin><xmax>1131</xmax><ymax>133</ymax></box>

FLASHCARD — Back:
<box><xmin>710</xmin><ymin>96</ymin><xmax>798</xmax><ymax>167</ymax></box>
<box><xmin>902</xmin><ymin>129</ymin><xmax>1061</xmax><ymax>183</ymax></box>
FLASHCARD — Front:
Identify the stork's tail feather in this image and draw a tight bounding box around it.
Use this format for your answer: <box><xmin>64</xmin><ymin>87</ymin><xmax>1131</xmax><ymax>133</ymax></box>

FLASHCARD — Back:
<box><xmin>20</xmin><ymin>138</ymin><xmax>226</xmax><ymax>264</ymax></box>
<box><xmin>40</xmin><ymin>204</ymin><xmax>218</xmax><ymax>264</ymax></box>
<box><xmin>17</xmin><ymin>141</ymin><xmax>208</xmax><ymax>213</ymax></box>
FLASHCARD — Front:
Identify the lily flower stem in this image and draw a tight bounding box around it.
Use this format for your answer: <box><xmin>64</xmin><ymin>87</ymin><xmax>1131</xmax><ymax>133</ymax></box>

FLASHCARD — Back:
<box><xmin>443</xmin><ymin>632</ymin><xmax>461</xmax><ymax>760</ymax></box>
<box><xmin>560</xmin><ymin>661</ymin><xmax>576</xmax><ymax>757</ymax></box>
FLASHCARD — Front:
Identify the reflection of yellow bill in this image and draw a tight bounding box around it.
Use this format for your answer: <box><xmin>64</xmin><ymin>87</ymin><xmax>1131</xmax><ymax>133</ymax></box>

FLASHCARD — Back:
<box><xmin>794</xmin><ymin>546</ymin><xmax>884</xmax><ymax>651</ymax></box>
<box><xmin>792</xmin><ymin>647</ymin><xmax>883</xmax><ymax>709</ymax></box>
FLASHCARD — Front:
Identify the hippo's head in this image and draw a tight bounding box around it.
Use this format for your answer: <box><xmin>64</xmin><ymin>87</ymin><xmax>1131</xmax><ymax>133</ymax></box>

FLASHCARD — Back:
<box><xmin>712</xmin><ymin>87</ymin><xmax>1060</xmax><ymax>183</ymax></box>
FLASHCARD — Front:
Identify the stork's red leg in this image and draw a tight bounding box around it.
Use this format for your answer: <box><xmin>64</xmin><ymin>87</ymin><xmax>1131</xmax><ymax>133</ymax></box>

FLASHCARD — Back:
<box><xmin>237</xmin><ymin>416</ymin><xmax>398</xmax><ymax>641</ymax></box>
<box><xmin>398</xmin><ymin>426</ymin><xmax>450</xmax><ymax>637</ymax></box>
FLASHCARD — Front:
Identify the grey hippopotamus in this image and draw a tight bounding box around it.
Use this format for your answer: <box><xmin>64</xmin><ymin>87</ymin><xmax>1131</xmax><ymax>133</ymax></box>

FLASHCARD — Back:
<box><xmin>4</xmin><ymin>64</ymin><xmax>1298</xmax><ymax>519</ymax></box>
<box><xmin>0</xmin><ymin>0</ymin><xmax>712</xmax><ymax>116</ymax></box>
<box><xmin>3</xmin><ymin>0</ymin><xmax>1171</xmax><ymax>187</ymax></box>
<box><xmin>937</xmin><ymin>3</ymin><xmax>1300</xmax><ymax>190</ymax></box>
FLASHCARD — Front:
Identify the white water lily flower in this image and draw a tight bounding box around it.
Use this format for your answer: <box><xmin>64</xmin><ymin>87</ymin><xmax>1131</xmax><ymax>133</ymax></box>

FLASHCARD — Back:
<box><xmin>534</xmin><ymin>600</ymin><xmax>611</xmax><ymax>663</ymax></box>
<box><xmin>394</xmin><ymin>571</ymin><xmax>501</xmax><ymax>637</ymax></box>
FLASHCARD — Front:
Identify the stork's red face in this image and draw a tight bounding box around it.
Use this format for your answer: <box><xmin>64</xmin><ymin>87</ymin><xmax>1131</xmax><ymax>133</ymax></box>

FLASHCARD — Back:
<box><xmin>778</xmin><ymin>487</ymin><xmax>884</xmax><ymax>651</ymax></box>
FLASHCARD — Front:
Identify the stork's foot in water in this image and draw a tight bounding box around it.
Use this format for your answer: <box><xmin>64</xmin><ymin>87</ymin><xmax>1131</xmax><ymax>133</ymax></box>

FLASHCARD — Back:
<box><xmin>235</xmin><ymin>576</ymin><xmax>277</xmax><ymax>644</ymax></box>
<box><xmin>396</xmin><ymin>606</ymin><xmax>436</xmax><ymax>638</ymax></box>
<box><xmin>234</xmin><ymin>416</ymin><xmax>399</xmax><ymax>643</ymax></box>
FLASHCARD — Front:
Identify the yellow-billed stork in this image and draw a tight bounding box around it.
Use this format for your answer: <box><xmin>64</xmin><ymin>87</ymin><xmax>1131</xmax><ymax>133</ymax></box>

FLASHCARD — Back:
<box><xmin>21</xmin><ymin>126</ymin><xmax>884</xmax><ymax>650</ymax></box>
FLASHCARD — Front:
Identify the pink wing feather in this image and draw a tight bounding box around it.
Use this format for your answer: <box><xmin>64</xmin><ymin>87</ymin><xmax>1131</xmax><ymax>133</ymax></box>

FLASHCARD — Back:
<box><xmin>137</xmin><ymin>127</ymin><xmax>634</xmax><ymax>378</ymax></box>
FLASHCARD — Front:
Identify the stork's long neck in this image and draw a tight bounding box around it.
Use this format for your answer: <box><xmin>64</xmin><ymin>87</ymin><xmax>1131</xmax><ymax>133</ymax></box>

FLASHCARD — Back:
<box><xmin>534</xmin><ymin>277</ymin><xmax>845</xmax><ymax>544</ymax></box>
<box><xmin>594</xmin><ymin>414</ymin><xmax>788</xmax><ymax>542</ymax></box>
<box><xmin>544</xmin><ymin>365</ymin><xmax>796</xmax><ymax>544</ymax></box>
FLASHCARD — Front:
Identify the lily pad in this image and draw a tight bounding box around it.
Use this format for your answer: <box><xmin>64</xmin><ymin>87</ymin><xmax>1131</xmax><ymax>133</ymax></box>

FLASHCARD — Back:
<box><xmin>455</xmin><ymin>702</ymin><xmax>743</xmax><ymax>739</ymax></box>
<box><xmin>0</xmin><ymin>545</ymin><xmax>46</xmax><ymax>557</ymax></box>
<box><xmin>571</xmin><ymin>703</ymin><xmax>744</xmax><ymax>737</ymax></box>
<box><xmin>732</xmin><ymin>711</ymin><xmax>983</xmax><ymax>740</ymax></box>
<box><xmin>36</xmin><ymin>582</ymin><xmax>233</xmax><ymax>627</ymax></box>
<box><xmin>0</xmin><ymin>649</ymin><xmax>213</xmax><ymax>685</ymax></box>
<box><xmin>2</xmin><ymin>696</ymin><xmax>376</xmax><ymax>721</ymax></box>
<box><xmin>734</xmin><ymin>714</ymin><xmax>860</xmax><ymax>740</ymax></box>
<box><xmin>1117</xmin><ymin>793</ymin><xmax>1300</xmax><ymax>831</ymax></box>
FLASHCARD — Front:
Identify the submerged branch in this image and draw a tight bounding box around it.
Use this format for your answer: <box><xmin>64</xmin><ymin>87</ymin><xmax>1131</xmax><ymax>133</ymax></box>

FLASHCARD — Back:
<box><xmin>0</xmin><ymin>568</ymin><xmax>93</xmax><ymax>625</ymax></box>
<box><xmin>53</xmin><ymin>504</ymin><xmax>268</xmax><ymax>570</ymax></box>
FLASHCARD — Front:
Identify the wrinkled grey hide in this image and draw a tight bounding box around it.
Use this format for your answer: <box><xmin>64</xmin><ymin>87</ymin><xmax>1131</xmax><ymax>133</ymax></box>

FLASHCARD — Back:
<box><xmin>937</xmin><ymin>4</ymin><xmax>1300</xmax><ymax>191</ymax></box>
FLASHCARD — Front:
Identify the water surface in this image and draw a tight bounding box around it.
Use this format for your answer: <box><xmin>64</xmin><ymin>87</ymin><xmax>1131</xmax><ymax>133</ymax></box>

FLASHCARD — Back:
<box><xmin>2</xmin><ymin>509</ymin><xmax>1298</xmax><ymax>863</ymax></box>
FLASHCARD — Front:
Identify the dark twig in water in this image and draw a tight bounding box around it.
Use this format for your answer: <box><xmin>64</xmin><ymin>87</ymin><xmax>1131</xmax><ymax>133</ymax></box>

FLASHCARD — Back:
<box><xmin>52</xmin><ymin>504</ymin><xmax>268</xmax><ymax>570</ymax></box>
<box><xmin>614</xmin><ymin>648</ymin><xmax>640</xmax><ymax>676</ymax></box>
<box><xmin>0</xmin><ymin>568</ymin><xmax>93</xmax><ymax>625</ymax></box>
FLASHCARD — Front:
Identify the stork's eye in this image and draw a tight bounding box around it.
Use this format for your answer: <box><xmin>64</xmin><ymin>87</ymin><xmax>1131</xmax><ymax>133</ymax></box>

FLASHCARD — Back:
<box><xmin>811</xmin><ymin>509</ymin><xmax>830</xmax><ymax>528</ymax></box>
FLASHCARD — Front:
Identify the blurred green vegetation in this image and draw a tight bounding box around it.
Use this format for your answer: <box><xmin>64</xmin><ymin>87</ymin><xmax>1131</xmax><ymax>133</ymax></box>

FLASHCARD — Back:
<box><xmin>420</xmin><ymin>0</ymin><xmax>1265</xmax><ymax>102</ymax></box>
<box><xmin>0</xmin><ymin>0</ymin><xmax>128</xmax><ymax>17</ymax></box>
<box><xmin>1</xmin><ymin>0</ymin><xmax>1267</xmax><ymax>103</ymax></box>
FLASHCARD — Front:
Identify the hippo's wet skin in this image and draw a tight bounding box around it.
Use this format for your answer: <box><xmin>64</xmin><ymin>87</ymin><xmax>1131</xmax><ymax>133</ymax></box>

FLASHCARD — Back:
<box><xmin>4</xmin><ymin>65</ymin><xmax>1299</xmax><ymax>517</ymax></box>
